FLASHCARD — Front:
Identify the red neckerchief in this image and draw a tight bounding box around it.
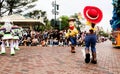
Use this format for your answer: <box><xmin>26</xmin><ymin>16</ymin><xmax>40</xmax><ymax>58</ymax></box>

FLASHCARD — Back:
<box><xmin>69</xmin><ymin>26</ymin><xmax>74</xmax><ymax>30</ymax></box>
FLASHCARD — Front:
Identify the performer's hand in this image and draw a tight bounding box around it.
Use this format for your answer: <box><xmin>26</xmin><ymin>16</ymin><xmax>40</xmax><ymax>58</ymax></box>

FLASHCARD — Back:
<box><xmin>65</xmin><ymin>33</ymin><xmax>69</xmax><ymax>38</ymax></box>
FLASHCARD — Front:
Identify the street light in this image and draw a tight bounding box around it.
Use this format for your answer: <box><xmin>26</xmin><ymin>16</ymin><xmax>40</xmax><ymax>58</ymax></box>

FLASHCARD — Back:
<box><xmin>59</xmin><ymin>18</ymin><xmax>62</xmax><ymax>30</ymax></box>
<box><xmin>52</xmin><ymin>0</ymin><xmax>59</xmax><ymax>28</ymax></box>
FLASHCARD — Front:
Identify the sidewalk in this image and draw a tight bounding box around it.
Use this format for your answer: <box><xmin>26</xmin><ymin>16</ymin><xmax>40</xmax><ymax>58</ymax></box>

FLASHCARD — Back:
<box><xmin>0</xmin><ymin>40</ymin><xmax>120</xmax><ymax>74</ymax></box>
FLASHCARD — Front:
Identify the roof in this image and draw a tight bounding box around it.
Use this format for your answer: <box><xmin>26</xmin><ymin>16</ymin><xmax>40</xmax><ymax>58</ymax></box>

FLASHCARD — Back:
<box><xmin>0</xmin><ymin>14</ymin><xmax>45</xmax><ymax>25</ymax></box>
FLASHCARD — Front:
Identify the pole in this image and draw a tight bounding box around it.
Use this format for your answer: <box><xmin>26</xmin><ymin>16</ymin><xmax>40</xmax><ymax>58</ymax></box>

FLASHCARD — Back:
<box><xmin>54</xmin><ymin>0</ymin><xmax>56</xmax><ymax>28</ymax></box>
<box><xmin>59</xmin><ymin>18</ymin><xmax>61</xmax><ymax>30</ymax></box>
<box><xmin>52</xmin><ymin>0</ymin><xmax>59</xmax><ymax>29</ymax></box>
<box><xmin>60</xmin><ymin>21</ymin><xmax>61</xmax><ymax>30</ymax></box>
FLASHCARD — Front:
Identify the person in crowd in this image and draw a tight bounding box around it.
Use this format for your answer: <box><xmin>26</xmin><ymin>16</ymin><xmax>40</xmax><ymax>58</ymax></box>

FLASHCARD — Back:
<box><xmin>31</xmin><ymin>36</ymin><xmax>39</xmax><ymax>46</ymax></box>
<box><xmin>53</xmin><ymin>38</ymin><xmax>58</xmax><ymax>46</ymax></box>
<box><xmin>22</xmin><ymin>35</ymin><xmax>27</xmax><ymax>46</ymax></box>
<box><xmin>41</xmin><ymin>39</ymin><xmax>46</xmax><ymax>47</ymax></box>
<box><xmin>49</xmin><ymin>37</ymin><xmax>53</xmax><ymax>46</ymax></box>
<box><xmin>26</xmin><ymin>37</ymin><xmax>31</xmax><ymax>46</ymax></box>
<box><xmin>30</xmin><ymin>30</ymin><xmax>36</xmax><ymax>39</ymax></box>
<box><xmin>59</xmin><ymin>37</ymin><xmax>63</xmax><ymax>46</ymax></box>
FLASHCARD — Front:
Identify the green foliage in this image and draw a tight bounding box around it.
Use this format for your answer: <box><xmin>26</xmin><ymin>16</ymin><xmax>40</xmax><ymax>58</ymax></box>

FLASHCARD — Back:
<box><xmin>50</xmin><ymin>19</ymin><xmax>55</xmax><ymax>27</ymax></box>
<box><xmin>50</xmin><ymin>16</ymin><xmax>69</xmax><ymax>30</ymax></box>
<box><xmin>98</xmin><ymin>31</ymin><xmax>109</xmax><ymax>37</ymax></box>
<box><xmin>71</xmin><ymin>13</ymin><xmax>78</xmax><ymax>19</ymax></box>
<box><xmin>24</xmin><ymin>10</ymin><xmax>44</xmax><ymax>19</ymax></box>
<box><xmin>45</xmin><ymin>21</ymin><xmax>52</xmax><ymax>30</ymax></box>
<box><xmin>24</xmin><ymin>10</ymin><xmax>50</xmax><ymax>31</ymax></box>
<box><xmin>60</xmin><ymin>15</ymin><xmax>69</xmax><ymax>30</ymax></box>
<box><xmin>33</xmin><ymin>25</ymin><xmax>44</xmax><ymax>32</ymax></box>
<box><xmin>71</xmin><ymin>13</ymin><xmax>82</xmax><ymax>25</ymax></box>
<box><xmin>33</xmin><ymin>21</ymin><xmax>52</xmax><ymax>32</ymax></box>
<box><xmin>0</xmin><ymin>0</ymin><xmax>37</xmax><ymax>15</ymax></box>
<box><xmin>50</xmin><ymin>19</ymin><xmax>59</xmax><ymax>29</ymax></box>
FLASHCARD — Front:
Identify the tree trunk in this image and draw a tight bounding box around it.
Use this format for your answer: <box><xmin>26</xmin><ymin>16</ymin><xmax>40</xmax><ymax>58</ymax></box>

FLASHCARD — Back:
<box><xmin>8</xmin><ymin>7</ymin><xmax>13</xmax><ymax>15</ymax></box>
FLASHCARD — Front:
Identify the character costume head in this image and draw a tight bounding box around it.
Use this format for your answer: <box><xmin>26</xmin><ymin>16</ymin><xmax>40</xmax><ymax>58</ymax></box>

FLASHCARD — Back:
<box><xmin>83</xmin><ymin>6</ymin><xmax>103</xmax><ymax>24</ymax></box>
<box><xmin>3</xmin><ymin>20</ymin><xmax>13</xmax><ymax>32</ymax></box>
<box><xmin>68</xmin><ymin>18</ymin><xmax>76</xmax><ymax>30</ymax></box>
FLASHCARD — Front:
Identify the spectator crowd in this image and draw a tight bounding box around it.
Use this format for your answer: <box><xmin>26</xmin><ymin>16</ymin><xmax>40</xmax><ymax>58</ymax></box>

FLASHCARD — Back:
<box><xmin>19</xmin><ymin>29</ymin><xmax>107</xmax><ymax>47</ymax></box>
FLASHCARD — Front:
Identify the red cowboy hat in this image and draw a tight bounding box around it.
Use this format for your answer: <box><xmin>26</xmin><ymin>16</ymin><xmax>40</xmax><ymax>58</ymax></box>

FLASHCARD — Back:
<box><xmin>83</xmin><ymin>6</ymin><xmax>103</xmax><ymax>24</ymax></box>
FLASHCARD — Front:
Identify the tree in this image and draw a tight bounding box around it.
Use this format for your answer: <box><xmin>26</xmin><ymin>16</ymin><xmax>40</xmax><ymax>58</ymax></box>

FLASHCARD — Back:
<box><xmin>24</xmin><ymin>10</ymin><xmax>47</xmax><ymax>21</ymax></box>
<box><xmin>98</xmin><ymin>31</ymin><xmax>109</xmax><ymax>37</ymax></box>
<box><xmin>0</xmin><ymin>0</ymin><xmax>5</xmax><ymax>17</ymax></box>
<box><xmin>24</xmin><ymin>10</ymin><xmax>51</xmax><ymax>31</ymax></box>
<box><xmin>50</xmin><ymin>19</ymin><xmax>55</xmax><ymax>27</ymax></box>
<box><xmin>59</xmin><ymin>15</ymin><xmax>69</xmax><ymax>30</ymax></box>
<box><xmin>2</xmin><ymin>0</ymin><xmax>37</xmax><ymax>15</ymax></box>
<box><xmin>24</xmin><ymin>10</ymin><xmax>42</xmax><ymax>19</ymax></box>
<box><xmin>50</xmin><ymin>16</ymin><xmax>69</xmax><ymax>30</ymax></box>
<box><xmin>71</xmin><ymin>13</ymin><xmax>81</xmax><ymax>25</ymax></box>
<box><xmin>45</xmin><ymin>21</ymin><xmax>52</xmax><ymax>30</ymax></box>
<box><xmin>43</xmin><ymin>16</ymin><xmax>52</xmax><ymax>30</ymax></box>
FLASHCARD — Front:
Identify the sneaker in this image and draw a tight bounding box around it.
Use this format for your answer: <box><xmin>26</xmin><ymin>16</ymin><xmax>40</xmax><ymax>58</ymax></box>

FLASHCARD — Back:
<box><xmin>85</xmin><ymin>53</ymin><xmax>90</xmax><ymax>63</ymax></box>
<box><xmin>10</xmin><ymin>52</ymin><xmax>15</xmax><ymax>56</ymax></box>
<box><xmin>0</xmin><ymin>52</ymin><xmax>6</xmax><ymax>55</ymax></box>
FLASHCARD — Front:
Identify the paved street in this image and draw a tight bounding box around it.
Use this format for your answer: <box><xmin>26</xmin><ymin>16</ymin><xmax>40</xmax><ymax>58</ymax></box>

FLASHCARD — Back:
<box><xmin>0</xmin><ymin>40</ymin><xmax>120</xmax><ymax>74</ymax></box>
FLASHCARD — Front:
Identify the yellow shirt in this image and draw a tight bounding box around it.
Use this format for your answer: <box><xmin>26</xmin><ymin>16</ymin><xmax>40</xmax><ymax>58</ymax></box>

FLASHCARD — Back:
<box><xmin>65</xmin><ymin>28</ymin><xmax>78</xmax><ymax>38</ymax></box>
<box><xmin>84</xmin><ymin>25</ymin><xmax>97</xmax><ymax>33</ymax></box>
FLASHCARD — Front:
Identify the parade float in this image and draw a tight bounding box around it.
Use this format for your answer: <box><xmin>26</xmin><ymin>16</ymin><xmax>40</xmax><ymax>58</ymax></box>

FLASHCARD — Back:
<box><xmin>110</xmin><ymin>0</ymin><xmax>120</xmax><ymax>47</ymax></box>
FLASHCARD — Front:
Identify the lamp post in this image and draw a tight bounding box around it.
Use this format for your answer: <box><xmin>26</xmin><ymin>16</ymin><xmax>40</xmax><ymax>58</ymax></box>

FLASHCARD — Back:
<box><xmin>52</xmin><ymin>0</ymin><xmax>59</xmax><ymax>28</ymax></box>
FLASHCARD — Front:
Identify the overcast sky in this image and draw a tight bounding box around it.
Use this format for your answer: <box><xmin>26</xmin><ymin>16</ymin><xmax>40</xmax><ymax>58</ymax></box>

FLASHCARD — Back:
<box><xmin>33</xmin><ymin>0</ymin><xmax>113</xmax><ymax>31</ymax></box>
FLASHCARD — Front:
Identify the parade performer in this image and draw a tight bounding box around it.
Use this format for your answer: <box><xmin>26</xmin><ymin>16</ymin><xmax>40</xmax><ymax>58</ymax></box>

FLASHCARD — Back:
<box><xmin>66</xmin><ymin>18</ymin><xmax>78</xmax><ymax>53</ymax></box>
<box><xmin>6</xmin><ymin>40</ymin><xmax>10</xmax><ymax>47</ymax></box>
<box><xmin>83</xmin><ymin>6</ymin><xmax>103</xmax><ymax>64</ymax></box>
<box><xmin>12</xmin><ymin>25</ymin><xmax>22</xmax><ymax>50</ymax></box>
<box><xmin>0</xmin><ymin>20</ymin><xmax>15</xmax><ymax>55</ymax></box>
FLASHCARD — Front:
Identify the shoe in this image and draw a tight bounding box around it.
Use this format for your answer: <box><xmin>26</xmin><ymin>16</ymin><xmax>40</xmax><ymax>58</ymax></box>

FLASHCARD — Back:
<box><xmin>71</xmin><ymin>50</ymin><xmax>76</xmax><ymax>53</ymax></box>
<box><xmin>10</xmin><ymin>53</ymin><xmax>15</xmax><ymax>56</ymax></box>
<box><xmin>71</xmin><ymin>47</ymin><xmax>76</xmax><ymax>53</ymax></box>
<box><xmin>91</xmin><ymin>60</ymin><xmax>97</xmax><ymax>64</ymax></box>
<box><xmin>0</xmin><ymin>52</ymin><xmax>6</xmax><ymax>55</ymax></box>
<box><xmin>10</xmin><ymin>52</ymin><xmax>15</xmax><ymax>56</ymax></box>
<box><xmin>71</xmin><ymin>49</ymin><xmax>76</xmax><ymax>53</ymax></box>
<box><xmin>14</xmin><ymin>47</ymin><xmax>20</xmax><ymax>50</ymax></box>
<box><xmin>85</xmin><ymin>53</ymin><xmax>90</xmax><ymax>63</ymax></box>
